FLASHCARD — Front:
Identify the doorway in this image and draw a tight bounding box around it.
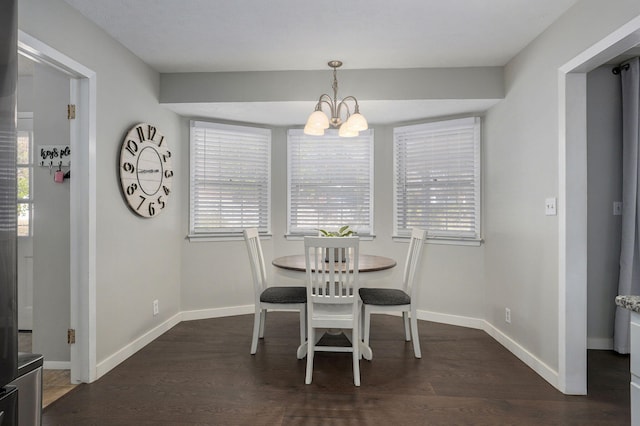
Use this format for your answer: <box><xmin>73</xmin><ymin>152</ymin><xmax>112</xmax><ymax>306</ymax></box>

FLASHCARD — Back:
<box><xmin>17</xmin><ymin>54</ymin><xmax>76</xmax><ymax>406</ymax></box>
<box><xmin>17</xmin><ymin>31</ymin><xmax>97</xmax><ymax>384</ymax></box>
<box><xmin>18</xmin><ymin>54</ymin><xmax>72</xmax><ymax>365</ymax></box>
<box><xmin>560</xmin><ymin>17</ymin><xmax>640</xmax><ymax>394</ymax></box>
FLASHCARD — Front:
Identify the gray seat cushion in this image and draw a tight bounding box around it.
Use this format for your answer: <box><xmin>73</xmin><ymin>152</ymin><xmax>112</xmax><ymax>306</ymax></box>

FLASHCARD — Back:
<box><xmin>359</xmin><ymin>288</ymin><xmax>410</xmax><ymax>306</ymax></box>
<box><xmin>260</xmin><ymin>286</ymin><xmax>307</xmax><ymax>304</ymax></box>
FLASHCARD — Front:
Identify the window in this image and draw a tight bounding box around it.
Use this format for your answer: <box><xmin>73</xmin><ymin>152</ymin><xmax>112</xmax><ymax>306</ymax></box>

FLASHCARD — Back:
<box><xmin>393</xmin><ymin>117</ymin><xmax>481</xmax><ymax>242</ymax></box>
<box><xmin>189</xmin><ymin>121</ymin><xmax>271</xmax><ymax>238</ymax></box>
<box><xmin>17</xmin><ymin>117</ymin><xmax>34</xmax><ymax>237</ymax></box>
<box><xmin>287</xmin><ymin>129</ymin><xmax>374</xmax><ymax>236</ymax></box>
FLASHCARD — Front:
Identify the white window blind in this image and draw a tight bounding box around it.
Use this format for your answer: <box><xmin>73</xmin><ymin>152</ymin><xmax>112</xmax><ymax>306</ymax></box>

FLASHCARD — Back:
<box><xmin>190</xmin><ymin>121</ymin><xmax>271</xmax><ymax>237</ymax></box>
<box><xmin>287</xmin><ymin>129</ymin><xmax>374</xmax><ymax>236</ymax></box>
<box><xmin>393</xmin><ymin>117</ymin><xmax>481</xmax><ymax>241</ymax></box>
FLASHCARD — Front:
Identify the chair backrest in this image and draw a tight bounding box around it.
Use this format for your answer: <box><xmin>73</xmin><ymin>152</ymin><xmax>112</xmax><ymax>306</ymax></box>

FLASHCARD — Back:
<box><xmin>243</xmin><ymin>228</ymin><xmax>268</xmax><ymax>301</ymax></box>
<box><xmin>402</xmin><ymin>228</ymin><xmax>427</xmax><ymax>300</ymax></box>
<box><xmin>303</xmin><ymin>236</ymin><xmax>360</xmax><ymax>306</ymax></box>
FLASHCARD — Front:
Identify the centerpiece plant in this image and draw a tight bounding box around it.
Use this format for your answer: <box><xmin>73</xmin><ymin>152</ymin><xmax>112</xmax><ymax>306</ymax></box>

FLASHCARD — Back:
<box><xmin>318</xmin><ymin>225</ymin><xmax>355</xmax><ymax>237</ymax></box>
<box><xmin>317</xmin><ymin>226</ymin><xmax>356</xmax><ymax>262</ymax></box>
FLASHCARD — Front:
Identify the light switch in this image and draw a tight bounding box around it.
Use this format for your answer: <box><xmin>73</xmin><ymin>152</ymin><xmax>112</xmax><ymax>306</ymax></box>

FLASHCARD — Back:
<box><xmin>545</xmin><ymin>197</ymin><xmax>557</xmax><ymax>216</ymax></box>
<box><xmin>614</xmin><ymin>201</ymin><xmax>623</xmax><ymax>216</ymax></box>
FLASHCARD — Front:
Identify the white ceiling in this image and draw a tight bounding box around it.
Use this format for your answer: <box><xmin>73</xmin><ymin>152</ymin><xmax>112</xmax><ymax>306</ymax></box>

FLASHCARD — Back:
<box><xmin>59</xmin><ymin>0</ymin><xmax>583</xmax><ymax>125</ymax></box>
<box><xmin>62</xmin><ymin>0</ymin><xmax>580</xmax><ymax>72</ymax></box>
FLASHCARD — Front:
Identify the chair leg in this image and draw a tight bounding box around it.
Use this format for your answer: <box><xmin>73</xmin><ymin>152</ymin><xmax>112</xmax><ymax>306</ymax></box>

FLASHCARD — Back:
<box><xmin>363</xmin><ymin>305</ymin><xmax>371</xmax><ymax>348</ymax></box>
<box><xmin>259</xmin><ymin>309</ymin><xmax>266</xmax><ymax>338</ymax></box>
<box><xmin>357</xmin><ymin>305</ymin><xmax>362</xmax><ymax>359</ymax></box>
<box><xmin>352</xmin><ymin>322</ymin><xmax>361</xmax><ymax>387</ymax></box>
<box><xmin>250</xmin><ymin>307</ymin><xmax>262</xmax><ymax>355</ymax></box>
<box><xmin>403</xmin><ymin>311</ymin><xmax>411</xmax><ymax>341</ymax></box>
<box><xmin>410</xmin><ymin>308</ymin><xmax>421</xmax><ymax>358</ymax></box>
<box><xmin>299</xmin><ymin>307</ymin><xmax>306</xmax><ymax>344</ymax></box>
<box><xmin>297</xmin><ymin>307</ymin><xmax>306</xmax><ymax>360</ymax></box>
<box><xmin>305</xmin><ymin>327</ymin><xmax>315</xmax><ymax>384</ymax></box>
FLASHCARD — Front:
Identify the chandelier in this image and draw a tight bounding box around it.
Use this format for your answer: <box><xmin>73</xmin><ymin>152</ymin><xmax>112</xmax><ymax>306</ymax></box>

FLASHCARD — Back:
<box><xmin>304</xmin><ymin>60</ymin><xmax>368</xmax><ymax>137</ymax></box>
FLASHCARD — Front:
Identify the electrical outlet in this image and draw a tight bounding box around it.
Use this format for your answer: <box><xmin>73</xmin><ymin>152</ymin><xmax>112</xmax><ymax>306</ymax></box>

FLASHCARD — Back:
<box><xmin>153</xmin><ymin>299</ymin><xmax>159</xmax><ymax>316</ymax></box>
<box><xmin>505</xmin><ymin>308</ymin><xmax>511</xmax><ymax>324</ymax></box>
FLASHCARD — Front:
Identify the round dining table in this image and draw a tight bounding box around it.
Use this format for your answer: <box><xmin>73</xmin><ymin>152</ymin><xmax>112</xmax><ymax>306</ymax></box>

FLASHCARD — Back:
<box><xmin>272</xmin><ymin>254</ymin><xmax>396</xmax><ymax>273</ymax></box>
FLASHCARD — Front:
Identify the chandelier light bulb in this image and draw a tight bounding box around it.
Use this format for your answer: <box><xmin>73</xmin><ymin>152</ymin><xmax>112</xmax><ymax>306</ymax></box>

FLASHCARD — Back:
<box><xmin>306</xmin><ymin>110</ymin><xmax>330</xmax><ymax>130</ymax></box>
<box><xmin>303</xmin><ymin>124</ymin><xmax>325</xmax><ymax>136</ymax></box>
<box><xmin>345</xmin><ymin>113</ymin><xmax>368</xmax><ymax>132</ymax></box>
<box><xmin>338</xmin><ymin>123</ymin><xmax>359</xmax><ymax>137</ymax></box>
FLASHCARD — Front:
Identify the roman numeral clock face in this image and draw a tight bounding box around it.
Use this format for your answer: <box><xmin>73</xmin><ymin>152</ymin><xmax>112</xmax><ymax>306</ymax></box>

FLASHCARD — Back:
<box><xmin>119</xmin><ymin>123</ymin><xmax>172</xmax><ymax>218</ymax></box>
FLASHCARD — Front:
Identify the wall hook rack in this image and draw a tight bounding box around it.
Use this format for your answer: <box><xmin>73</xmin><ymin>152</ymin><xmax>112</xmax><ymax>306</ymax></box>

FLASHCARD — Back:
<box><xmin>38</xmin><ymin>145</ymin><xmax>71</xmax><ymax>168</ymax></box>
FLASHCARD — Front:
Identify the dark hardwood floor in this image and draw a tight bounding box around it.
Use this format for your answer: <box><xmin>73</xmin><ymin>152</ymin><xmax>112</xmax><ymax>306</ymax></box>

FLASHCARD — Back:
<box><xmin>43</xmin><ymin>313</ymin><xmax>629</xmax><ymax>425</ymax></box>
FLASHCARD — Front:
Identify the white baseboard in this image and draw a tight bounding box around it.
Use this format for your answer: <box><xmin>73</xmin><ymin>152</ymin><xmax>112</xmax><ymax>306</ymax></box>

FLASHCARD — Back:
<box><xmin>95</xmin><ymin>305</ymin><xmax>258</xmax><ymax>380</ymax></box>
<box><xmin>417</xmin><ymin>308</ymin><xmax>560</xmax><ymax>391</ymax></box>
<box><xmin>483</xmin><ymin>321</ymin><xmax>559</xmax><ymax>389</ymax></box>
<box><xmin>43</xmin><ymin>361</ymin><xmax>70</xmax><ymax>370</ymax></box>
<box><xmin>587</xmin><ymin>337</ymin><xmax>614</xmax><ymax>350</ymax></box>
<box><xmin>181</xmin><ymin>305</ymin><xmax>254</xmax><ymax>321</ymax></box>
<box><xmin>95</xmin><ymin>312</ymin><xmax>182</xmax><ymax>379</ymax></box>
<box><xmin>417</xmin><ymin>309</ymin><xmax>486</xmax><ymax>330</ymax></box>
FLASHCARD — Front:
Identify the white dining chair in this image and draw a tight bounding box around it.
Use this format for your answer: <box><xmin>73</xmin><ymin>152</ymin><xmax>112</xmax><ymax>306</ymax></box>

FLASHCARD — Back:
<box><xmin>359</xmin><ymin>228</ymin><xmax>427</xmax><ymax>358</ymax></box>
<box><xmin>303</xmin><ymin>236</ymin><xmax>361</xmax><ymax>386</ymax></box>
<box><xmin>243</xmin><ymin>228</ymin><xmax>306</xmax><ymax>357</ymax></box>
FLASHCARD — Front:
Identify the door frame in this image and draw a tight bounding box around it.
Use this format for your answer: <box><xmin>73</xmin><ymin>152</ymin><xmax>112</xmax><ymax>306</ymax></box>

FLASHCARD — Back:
<box><xmin>18</xmin><ymin>31</ymin><xmax>97</xmax><ymax>383</ymax></box>
<box><xmin>559</xmin><ymin>16</ymin><xmax>640</xmax><ymax>394</ymax></box>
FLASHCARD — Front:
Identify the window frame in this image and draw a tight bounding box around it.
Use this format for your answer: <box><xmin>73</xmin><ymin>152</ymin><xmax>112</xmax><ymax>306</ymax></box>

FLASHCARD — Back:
<box><xmin>286</xmin><ymin>128</ymin><xmax>374</xmax><ymax>239</ymax></box>
<box><xmin>188</xmin><ymin>120</ymin><xmax>271</xmax><ymax>241</ymax></box>
<box><xmin>393</xmin><ymin>117</ymin><xmax>481</xmax><ymax>245</ymax></box>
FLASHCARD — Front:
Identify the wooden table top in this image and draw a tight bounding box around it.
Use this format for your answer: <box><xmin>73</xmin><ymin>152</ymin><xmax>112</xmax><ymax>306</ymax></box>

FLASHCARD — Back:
<box><xmin>272</xmin><ymin>254</ymin><xmax>396</xmax><ymax>273</ymax></box>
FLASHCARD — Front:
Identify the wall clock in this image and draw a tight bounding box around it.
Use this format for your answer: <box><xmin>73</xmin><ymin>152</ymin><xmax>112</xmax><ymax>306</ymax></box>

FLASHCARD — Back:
<box><xmin>119</xmin><ymin>123</ymin><xmax>172</xmax><ymax>218</ymax></box>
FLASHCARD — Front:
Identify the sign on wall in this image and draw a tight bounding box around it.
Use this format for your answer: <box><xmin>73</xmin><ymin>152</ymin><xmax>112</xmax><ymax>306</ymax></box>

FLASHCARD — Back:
<box><xmin>38</xmin><ymin>145</ymin><xmax>71</xmax><ymax>167</ymax></box>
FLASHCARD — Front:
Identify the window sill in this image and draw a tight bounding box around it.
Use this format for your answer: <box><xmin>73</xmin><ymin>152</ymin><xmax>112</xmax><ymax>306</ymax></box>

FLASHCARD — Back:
<box><xmin>285</xmin><ymin>234</ymin><xmax>375</xmax><ymax>242</ymax></box>
<box><xmin>187</xmin><ymin>233</ymin><xmax>272</xmax><ymax>242</ymax></box>
<box><xmin>392</xmin><ymin>236</ymin><xmax>483</xmax><ymax>247</ymax></box>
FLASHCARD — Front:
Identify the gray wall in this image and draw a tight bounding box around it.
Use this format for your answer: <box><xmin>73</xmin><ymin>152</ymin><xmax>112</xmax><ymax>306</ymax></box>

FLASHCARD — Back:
<box><xmin>586</xmin><ymin>65</ymin><xmax>623</xmax><ymax>349</ymax></box>
<box><xmin>483</xmin><ymin>0</ymin><xmax>640</xmax><ymax>373</ymax></box>
<box><xmin>20</xmin><ymin>0</ymin><xmax>184</xmax><ymax>366</ymax></box>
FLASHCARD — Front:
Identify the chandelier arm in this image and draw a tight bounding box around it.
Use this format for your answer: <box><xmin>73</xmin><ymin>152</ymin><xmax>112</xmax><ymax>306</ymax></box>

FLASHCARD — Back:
<box><xmin>315</xmin><ymin>93</ymin><xmax>331</xmax><ymax>105</ymax></box>
<box><xmin>340</xmin><ymin>95</ymin><xmax>359</xmax><ymax>108</ymax></box>
<box><xmin>336</xmin><ymin>100</ymin><xmax>352</xmax><ymax>122</ymax></box>
<box><xmin>316</xmin><ymin>94</ymin><xmax>338</xmax><ymax>125</ymax></box>
<box><xmin>317</xmin><ymin>93</ymin><xmax>335</xmax><ymax>108</ymax></box>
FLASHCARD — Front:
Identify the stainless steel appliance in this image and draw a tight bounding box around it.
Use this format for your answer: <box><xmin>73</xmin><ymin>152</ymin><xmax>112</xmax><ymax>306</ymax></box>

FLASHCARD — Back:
<box><xmin>10</xmin><ymin>354</ymin><xmax>43</xmax><ymax>426</ymax></box>
<box><xmin>0</xmin><ymin>0</ymin><xmax>20</xmax><ymax>424</ymax></box>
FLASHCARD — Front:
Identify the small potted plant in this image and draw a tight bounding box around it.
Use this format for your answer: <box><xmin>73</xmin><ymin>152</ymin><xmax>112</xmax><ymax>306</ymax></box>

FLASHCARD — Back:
<box><xmin>318</xmin><ymin>226</ymin><xmax>356</xmax><ymax>262</ymax></box>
